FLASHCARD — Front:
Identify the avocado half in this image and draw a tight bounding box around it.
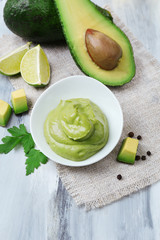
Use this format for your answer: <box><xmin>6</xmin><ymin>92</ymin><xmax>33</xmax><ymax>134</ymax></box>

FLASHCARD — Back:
<box><xmin>3</xmin><ymin>0</ymin><xmax>112</xmax><ymax>43</ymax></box>
<box><xmin>55</xmin><ymin>0</ymin><xmax>135</xmax><ymax>86</ymax></box>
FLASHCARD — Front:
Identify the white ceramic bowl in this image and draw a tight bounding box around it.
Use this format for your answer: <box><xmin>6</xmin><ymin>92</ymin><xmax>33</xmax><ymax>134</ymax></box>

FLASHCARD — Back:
<box><xmin>30</xmin><ymin>75</ymin><xmax>123</xmax><ymax>167</ymax></box>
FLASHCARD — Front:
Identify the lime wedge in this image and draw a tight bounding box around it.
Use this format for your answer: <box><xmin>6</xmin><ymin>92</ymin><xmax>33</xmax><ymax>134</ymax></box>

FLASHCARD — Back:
<box><xmin>20</xmin><ymin>45</ymin><xmax>50</xmax><ymax>87</ymax></box>
<box><xmin>0</xmin><ymin>42</ymin><xmax>31</xmax><ymax>75</ymax></box>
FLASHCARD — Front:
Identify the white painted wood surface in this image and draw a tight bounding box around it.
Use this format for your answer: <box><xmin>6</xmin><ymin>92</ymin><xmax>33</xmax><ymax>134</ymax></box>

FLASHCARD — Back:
<box><xmin>0</xmin><ymin>0</ymin><xmax>160</xmax><ymax>239</ymax></box>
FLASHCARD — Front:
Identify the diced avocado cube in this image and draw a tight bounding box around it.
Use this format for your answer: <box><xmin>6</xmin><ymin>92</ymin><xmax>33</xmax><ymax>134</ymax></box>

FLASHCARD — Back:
<box><xmin>0</xmin><ymin>99</ymin><xmax>12</xmax><ymax>126</ymax></box>
<box><xmin>117</xmin><ymin>137</ymin><xmax>139</xmax><ymax>164</ymax></box>
<box><xmin>11</xmin><ymin>89</ymin><xmax>28</xmax><ymax>114</ymax></box>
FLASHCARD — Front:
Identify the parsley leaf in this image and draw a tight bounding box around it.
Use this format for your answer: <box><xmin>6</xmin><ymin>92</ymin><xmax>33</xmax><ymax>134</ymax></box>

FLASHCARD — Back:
<box><xmin>25</xmin><ymin>149</ymin><xmax>48</xmax><ymax>176</ymax></box>
<box><xmin>21</xmin><ymin>134</ymin><xmax>35</xmax><ymax>154</ymax></box>
<box><xmin>0</xmin><ymin>136</ymin><xmax>21</xmax><ymax>154</ymax></box>
<box><xmin>0</xmin><ymin>124</ymin><xmax>48</xmax><ymax>175</ymax></box>
<box><xmin>8</xmin><ymin>124</ymin><xmax>28</xmax><ymax>137</ymax></box>
<box><xmin>0</xmin><ymin>124</ymin><xmax>34</xmax><ymax>154</ymax></box>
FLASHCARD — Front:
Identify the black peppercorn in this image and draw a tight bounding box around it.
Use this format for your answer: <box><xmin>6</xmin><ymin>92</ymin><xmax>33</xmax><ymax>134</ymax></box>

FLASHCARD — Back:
<box><xmin>135</xmin><ymin>155</ymin><xmax>140</xmax><ymax>161</ymax></box>
<box><xmin>141</xmin><ymin>155</ymin><xmax>146</xmax><ymax>160</ymax></box>
<box><xmin>137</xmin><ymin>135</ymin><xmax>142</xmax><ymax>140</ymax></box>
<box><xmin>117</xmin><ymin>174</ymin><xmax>122</xmax><ymax>180</ymax></box>
<box><xmin>128</xmin><ymin>132</ymin><xmax>134</xmax><ymax>138</ymax></box>
<box><xmin>147</xmin><ymin>151</ymin><xmax>151</xmax><ymax>156</ymax></box>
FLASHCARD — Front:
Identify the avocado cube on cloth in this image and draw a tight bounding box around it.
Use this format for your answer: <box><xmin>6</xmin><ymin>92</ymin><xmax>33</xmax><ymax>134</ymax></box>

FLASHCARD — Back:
<box><xmin>11</xmin><ymin>89</ymin><xmax>28</xmax><ymax>114</ymax></box>
<box><xmin>117</xmin><ymin>137</ymin><xmax>139</xmax><ymax>164</ymax></box>
<box><xmin>0</xmin><ymin>100</ymin><xmax>12</xmax><ymax>126</ymax></box>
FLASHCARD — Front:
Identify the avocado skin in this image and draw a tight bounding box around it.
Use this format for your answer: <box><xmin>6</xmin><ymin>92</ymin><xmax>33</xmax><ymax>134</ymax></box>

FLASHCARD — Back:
<box><xmin>95</xmin><ymin>5</ymin><xmax>113</xmax><ymax>22</ymax></box>
<box><xmin>4</xmin><ymin>0</ymin><xmax>63</xmax><ymax>43</ymax></box>
<box><xmin>3</xmin><ymin>0</ymin><xmax>113</xmax><ymax>43</ymax></box>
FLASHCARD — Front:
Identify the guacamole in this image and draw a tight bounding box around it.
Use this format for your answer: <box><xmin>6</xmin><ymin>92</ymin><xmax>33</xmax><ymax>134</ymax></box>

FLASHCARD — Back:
<box><xmin>44</xmin><ymin>98</ymin><xmax>109</xmax><ymax>161</ymax></box>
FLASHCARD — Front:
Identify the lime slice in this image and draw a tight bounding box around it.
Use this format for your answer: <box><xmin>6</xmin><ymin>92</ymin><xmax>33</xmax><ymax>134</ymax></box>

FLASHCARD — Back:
<box><xmin>20</xmin><ymin>45</ymin><xmax>50</xmax><ymax>87</ymax></box>
<box><xmin>0</xmin><ymin>42</ymin><xmax>31</xmax><ymax>75</ymax></box>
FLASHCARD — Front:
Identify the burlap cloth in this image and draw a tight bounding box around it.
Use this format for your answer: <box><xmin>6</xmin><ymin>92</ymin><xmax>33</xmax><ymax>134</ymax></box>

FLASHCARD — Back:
<box><xmin>1</xmin><ymin>7</ymin><xmax>160</xmax><ymax>210</ymax></box>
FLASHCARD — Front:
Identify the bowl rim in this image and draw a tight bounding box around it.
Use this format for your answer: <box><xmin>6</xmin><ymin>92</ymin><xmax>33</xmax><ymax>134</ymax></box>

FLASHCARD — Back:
<box><xmin>30</xmin><ymin>75</ymin><xmax>123</xmax><ymax>167</ymax></box>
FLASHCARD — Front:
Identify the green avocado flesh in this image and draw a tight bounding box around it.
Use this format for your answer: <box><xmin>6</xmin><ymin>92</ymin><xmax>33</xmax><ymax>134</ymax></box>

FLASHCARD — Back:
<box><xmin>44</xmin><ymin>98</ymin><xmax>109</xmax><ymax>161</ymax></box>
<box><xmin>54</xmin><ymin>0</ymin><xmax>135</xmax><ymax>86</ymax></box>
<box><xmin>3</xmin><ymin>0</ymin><xmax>112</xmax><ymax>43</ymax></box>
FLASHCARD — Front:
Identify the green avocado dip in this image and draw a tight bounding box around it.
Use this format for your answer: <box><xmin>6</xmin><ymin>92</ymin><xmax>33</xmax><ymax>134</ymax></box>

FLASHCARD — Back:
<box><xmin>44</xmin><ymin>98</ymin><xmax>109</xmax><ymax>161</ymax></box>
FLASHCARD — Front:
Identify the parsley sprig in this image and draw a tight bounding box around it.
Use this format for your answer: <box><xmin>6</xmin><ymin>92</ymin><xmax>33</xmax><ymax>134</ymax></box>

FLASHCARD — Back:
<box><xmin>25</xmin><ymin>149</ymin><xmax>48</xmax><ymax>176</ymax></box>
<box><xmin>0</xmin><ymin>124</ymin><xmax>48</xmax><ymax>175</ymax></box>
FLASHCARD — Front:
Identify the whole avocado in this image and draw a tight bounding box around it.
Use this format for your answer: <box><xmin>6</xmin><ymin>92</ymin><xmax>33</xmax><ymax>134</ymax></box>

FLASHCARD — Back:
<box><xmin>3</xmin><ymin>0</ymin><xmax>113</xmax><ymax>43</ymax></box>
<box><xmin>4</xmin><ymin>0</ymin><xmax>63</xmax><ymax>42</ymax></box>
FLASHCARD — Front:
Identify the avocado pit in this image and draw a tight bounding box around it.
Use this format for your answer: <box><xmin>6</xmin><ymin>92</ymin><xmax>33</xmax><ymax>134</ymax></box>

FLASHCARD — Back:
<box><xmin>85</xmin><ymin>29</ymin><xmax>122</xmax><ymax>70</ymax></box>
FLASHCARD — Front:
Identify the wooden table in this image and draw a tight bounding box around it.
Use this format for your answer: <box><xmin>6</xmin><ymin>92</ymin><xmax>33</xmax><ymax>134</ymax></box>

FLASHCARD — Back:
<box><xmin>0</xmin><ymin>0</ymin><xmax>160</xmax><ymax>239</ymax></box>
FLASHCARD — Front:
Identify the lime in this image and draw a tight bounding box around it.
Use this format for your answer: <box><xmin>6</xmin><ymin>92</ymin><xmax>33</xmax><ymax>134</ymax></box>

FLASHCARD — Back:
<box><xmin>0</xmin><ymin>42</ymin><xmax>31</xmax><ymax>75</ymax></box>
<box><xmin>20</xmin><ymin>45</ymin><xmax>50</xmax><ymax>87</ymax></box>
